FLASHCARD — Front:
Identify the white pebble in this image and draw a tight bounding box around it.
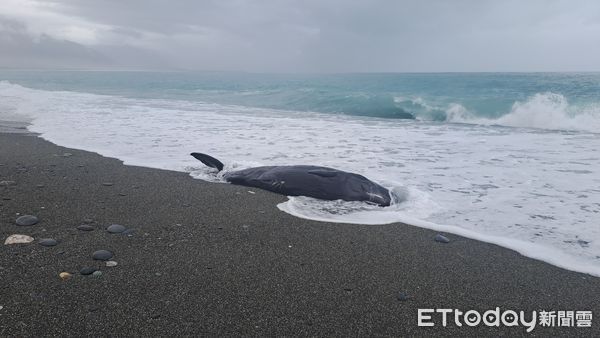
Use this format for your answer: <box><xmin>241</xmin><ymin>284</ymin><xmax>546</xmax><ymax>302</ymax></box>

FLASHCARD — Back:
<box><xmin>4</xmin><ymin>234</ymin><xmax>34</xmax><ymax>245</ymax></box>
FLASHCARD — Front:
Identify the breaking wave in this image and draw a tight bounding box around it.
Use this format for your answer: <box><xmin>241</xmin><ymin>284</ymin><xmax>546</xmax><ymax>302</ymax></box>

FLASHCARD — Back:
<box><xmin>446</xmin><ymin>92</ymin><xmax>600</xmax><ymax>132</ymax></box>
<box><xmin>395</xmin><ymin>92</ymin><xmax>600</xmax><ymax>133</ymax></box>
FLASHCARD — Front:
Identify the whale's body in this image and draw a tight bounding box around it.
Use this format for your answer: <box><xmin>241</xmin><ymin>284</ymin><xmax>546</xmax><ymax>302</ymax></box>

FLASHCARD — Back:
<box><xmin>191</xmin><ymin>153</ymin><xmax>391</xmax><ymax>206</ymax></box>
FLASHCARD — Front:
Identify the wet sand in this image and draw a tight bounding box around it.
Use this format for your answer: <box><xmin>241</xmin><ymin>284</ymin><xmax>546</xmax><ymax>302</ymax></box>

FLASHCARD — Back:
<box><xmin>1</xmin><ymin>130</ymin><xmax>599</xmax><ymax>336</ymax></box>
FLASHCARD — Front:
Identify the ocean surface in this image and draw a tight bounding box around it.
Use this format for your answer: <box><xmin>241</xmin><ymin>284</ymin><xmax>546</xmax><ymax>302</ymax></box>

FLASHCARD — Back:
<box><xmin>1</xmin><ymin>70</ymin><xmax>599</xmax><ymax>275</ymax></box>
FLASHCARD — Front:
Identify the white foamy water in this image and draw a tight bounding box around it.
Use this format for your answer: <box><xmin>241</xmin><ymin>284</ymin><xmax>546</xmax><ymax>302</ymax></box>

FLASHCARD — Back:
<box><xmin>446</xmin><ymin>92</ymin><xmax>600</xmax><ymax>132</ymax></box>
<box><xmin>1</xmin><ymin>81</ymin><xmax>599</xmax><ymax>276</ymax></box>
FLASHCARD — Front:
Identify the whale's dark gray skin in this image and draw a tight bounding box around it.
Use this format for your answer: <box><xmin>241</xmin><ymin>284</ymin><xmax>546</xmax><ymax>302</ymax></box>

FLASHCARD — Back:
<box><xmin>191</xmin><ymin>152</ymin><xmax>391</xmax><ymax>206</ymax></box>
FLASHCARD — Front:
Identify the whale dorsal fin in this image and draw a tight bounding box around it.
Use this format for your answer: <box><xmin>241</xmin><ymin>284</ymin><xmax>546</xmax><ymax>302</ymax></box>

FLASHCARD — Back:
<box><xmin>190</xmin><ymin>152</ymin><xmax>224</xmax><ymax>171</ymax></box>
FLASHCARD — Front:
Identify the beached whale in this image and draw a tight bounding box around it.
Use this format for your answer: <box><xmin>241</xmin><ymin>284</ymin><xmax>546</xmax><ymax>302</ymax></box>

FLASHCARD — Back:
<box><xmin>191</xmin><ymin>153</ymin><xmax>391</xmax><ymax>206</ymax></box>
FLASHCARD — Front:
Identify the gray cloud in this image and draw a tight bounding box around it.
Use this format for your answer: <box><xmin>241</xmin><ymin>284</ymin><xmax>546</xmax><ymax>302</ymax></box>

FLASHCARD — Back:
<box><xmin>0</xmin><ymin>16</ymin><xmax>110</xmax><ymax>69</ymax></box>
<box><xmin>1</xmin><ymin>0</ymin><xmax>599</xmax><ymax>72</ymax></box>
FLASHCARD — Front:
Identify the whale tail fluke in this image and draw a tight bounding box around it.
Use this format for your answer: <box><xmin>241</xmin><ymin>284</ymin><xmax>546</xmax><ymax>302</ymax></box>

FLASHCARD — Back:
<box><xmin>190</xmin><ymin>152</ymin><xmax>224</xmax><ymax>171</ymax></box>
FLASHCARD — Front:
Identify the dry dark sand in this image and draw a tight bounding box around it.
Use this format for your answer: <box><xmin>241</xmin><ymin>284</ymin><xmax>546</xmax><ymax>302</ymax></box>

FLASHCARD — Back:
<box><xmin>1</xmin><ymin>131</ymin><xmax>599</xmax><ymax>337</ymax></box>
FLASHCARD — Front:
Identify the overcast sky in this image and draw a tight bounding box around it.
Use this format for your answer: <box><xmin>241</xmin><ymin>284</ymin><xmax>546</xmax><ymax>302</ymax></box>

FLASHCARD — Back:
<box><xmin>1</xmin><ymin>0</ymin><xmax>599</xmax><ymax>72</ymax></box>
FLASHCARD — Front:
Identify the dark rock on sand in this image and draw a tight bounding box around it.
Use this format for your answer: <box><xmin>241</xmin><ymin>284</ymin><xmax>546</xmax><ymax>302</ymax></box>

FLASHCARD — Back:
<box><xmin>434</xmin><ymin>234</ymin><xmax>450</xmax><ymax>244</ymax></box>
<box><xmin>122</xmin><ymin>228</ymin><xmax>135</xmax><ymax>236</ymax></box>
<box><xmin>397</xmin><ymin>292</ymin><xmax>411</xmax><ymax>301</ymax></box>
<box><xmin>107</xmin><ymin>224</ymin><xmax>126</xmax><ymax>233</ymax></box>
<box><xmin>77</xmin><ymin>224</ymin><xmax>95</xmax><ymax>231</ymax></box>
<box><xmin>92</xmin><ymin>250</ymin><xmax>113</xmax><ymax>261</ymax></box>
<box><xmin>16</xmin><ymin>215</ymin><xmax>39</xmax><ymax>226</ymax></box>
<box><xmin>80</xmin><ymin>267</ymin><xmax>97</xmax><ymax>275</ymax></box>
<box><xmin>38</xmin><ymin>238</ymin><xmax>58</xmax><ymax>247</ymax></box>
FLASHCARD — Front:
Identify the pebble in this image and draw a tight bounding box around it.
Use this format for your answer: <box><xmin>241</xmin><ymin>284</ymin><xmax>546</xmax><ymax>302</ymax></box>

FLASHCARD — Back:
<box><xmin>107</xmin><ymin>224</ymin><xmax>126</xmax><ymax>233</ymax></box>
<box><xmin>77</xmin><ymin>224</ymin><xmax>95</xmax><ymax>231</ymax></box>
<box><xmin>434</xmin><ymin>234</ymin><xmax>450</xmax><ymax>244</ymax></box>
<box><xmin>0</xmin><ymin>180</ymin><xmax>16</xmax><ymax>186</ymax></box>
<box><xmin>16</xmin><ymin>215</ymin><xmax>39</xmax><ymax>226</ymax></box>
<box><xmin>105</xmin><ymin>261</ymin><xmax>118</xmax><ymax>267</ymax></box>
<box><xmin>38</xmin><ymin>238</ymin><xmax>58</xmax><ymax>247</ymax></box>
<box><xmin>122</xmin><ymin>229</ymin><xmax>135</xmax><ymax>236</ymax></box>
<box><xmin>80</xmin><ymin>267</ymin><xmax>97</xmax><ymax>275</ymax></box>
<box><xmin>92</xmin><ymin>250</ymin><xmax>113</xmax><ymax>261</ymax></box>
<box><xmin>62</xmin><ymin>153</ymin><xmax>73</xmax><ymax>157</ymax></box>
<box><xmin>102</xmin><ymin>182</ymin><xmax>114</xmax><ymax>186</ymax></box>
<box><xmin>59</xmin><ymin>272</ymin><xmax>72</xmax><ymax>281</ymax></box>
<box><xmin>397</xmin><ymin>292</ymin><xmax>411</xmax><ymax>301</ymax></box>
<box><xmin>4</xmin><ymin>234</ymin><xmax>34</xmax><ymax>245</ymax></box>
<box><xmin>36</xmin><ymin>184</ymin><xmax>45</xmax><ymax>188</ymax></box>
<box><xmin>92</xmin><ymin>271</ymin><xmax>102</xmax><ymax>277</ymax></box>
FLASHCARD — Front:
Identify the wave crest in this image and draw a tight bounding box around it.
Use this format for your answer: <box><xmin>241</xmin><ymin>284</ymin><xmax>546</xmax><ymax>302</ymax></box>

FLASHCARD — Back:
<box><xmin>394</xmin><ymin>92</ymin><xmax>600</xmax><ymax>133</ymax></box>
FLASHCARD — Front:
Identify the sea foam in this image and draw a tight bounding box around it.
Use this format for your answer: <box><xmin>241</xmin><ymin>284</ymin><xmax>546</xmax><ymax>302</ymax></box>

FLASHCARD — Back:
<box><xmin>446</xmin><ymin>92</ymin><xmax>600</xmax><ymax>132</ymax></box>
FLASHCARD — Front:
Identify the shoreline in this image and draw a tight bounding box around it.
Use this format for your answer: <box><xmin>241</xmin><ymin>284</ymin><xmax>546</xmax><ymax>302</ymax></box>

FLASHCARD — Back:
<box><xmin>24</xmin><ymin>117</ymin><xmax>600</xmax><ymax>278</ymax></box>
<box><xmin>1</xmin><ymin>130</ymin><xmax>599</xmax><ymax>335</ymax></box>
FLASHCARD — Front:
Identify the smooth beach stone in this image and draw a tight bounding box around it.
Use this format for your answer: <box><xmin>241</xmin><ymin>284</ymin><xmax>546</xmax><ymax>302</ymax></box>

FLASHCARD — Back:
<box><xmin>92</xmin><ymin>250</ymin><xmax>113</xmax><ymax>261</ymax></box>
<box><xmin>80</xmin><ymin>267</ymin><xmax>97</xmax><ymax>275</ymax></box>
<box><xmin>16</xmin><ymin>215</ymin><xmax>39</xmax><ymax>226</ymax></box>
<box><xmin>38</xmin><ymin>238</ymin><xmax>58</xmax><ymax>247</ymax></box>
<box><xmin>434</xmin><ymin>234</ymin><xmax>450</xmax><ymax>244</ymax></box>
<box><xmin>4</xmin><ymin>234</ymin><xmax>34</xmax><ymax>245</ymax></box>
<box><xmin>397</xmin><ymin>292</ymin><xmax>411</xmax><ymax>301</ymax></box>
<box><xmin>107</xmin><ymin>224</ymin><xmax>126</xmax><ymax>234</ymax></box>
<box><xmin>77</xmin><ymin>224</ymin><xmax>95</xmax><ymax>231</ymax></box>
<box><xmin>122</xmin><ymin>229</ymin><xmax>135</xmax><ymax>236</ymax></box>
<box><xmin>59</xmin><ymin>272</ymin><xmax>72</xmax><ymax>281</ymax></box>
<box><xmin>102</xmin><ymin>182</ymin><xmax>114</xmax><ymax>186</ymax></box>
<box><xmin>92</xmin><ymin>271</ymin><xmax>102</xmax><ymax>277</ymax></box>
<box><xmin>105</xmin><ymin>261</ymin><xmax>118</xmax><ymax>267</ymax></box>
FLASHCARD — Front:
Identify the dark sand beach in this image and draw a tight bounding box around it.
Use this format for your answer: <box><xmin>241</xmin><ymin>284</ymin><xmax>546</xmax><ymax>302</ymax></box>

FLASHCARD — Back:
<box><xmin>1</xmin><ymin>129</ymin><xmax>599</xmax><ymax>336</ymax></box>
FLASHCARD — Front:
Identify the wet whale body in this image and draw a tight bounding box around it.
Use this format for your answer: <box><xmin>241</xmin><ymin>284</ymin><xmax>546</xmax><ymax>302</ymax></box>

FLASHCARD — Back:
<box><xmin>191</xmin><ymin>153</ymin><xmax>392</xmax><ymax>206</ymax></box>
